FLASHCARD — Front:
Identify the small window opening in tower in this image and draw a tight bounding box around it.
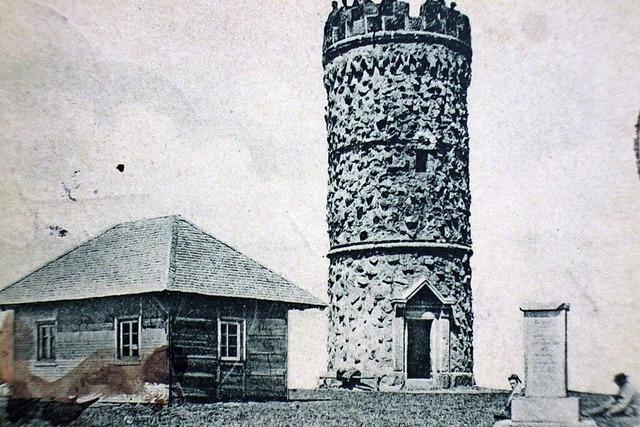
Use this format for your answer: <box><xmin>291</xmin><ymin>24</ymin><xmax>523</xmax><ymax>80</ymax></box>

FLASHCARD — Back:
<box><xmin>416</xmin><ymin>149</ymin><xmax>429</xmax><ymax>172</ymax></box>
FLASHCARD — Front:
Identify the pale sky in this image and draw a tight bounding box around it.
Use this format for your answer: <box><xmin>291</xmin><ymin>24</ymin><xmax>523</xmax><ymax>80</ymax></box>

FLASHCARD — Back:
<box><xmin>1</xmin><ymin>0</ymin><xmax>639</xmax><ymax>393</ymax></box>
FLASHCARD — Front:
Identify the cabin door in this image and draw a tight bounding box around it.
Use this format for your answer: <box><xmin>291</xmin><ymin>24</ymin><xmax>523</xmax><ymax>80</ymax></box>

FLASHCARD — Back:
<box><xmin>406</xmin><ymin>319</ymin><xmax>432</xmax><ymax>379</ymax></box>
<box><xmin>170</xmin><ymin>316</ymin><xmax>218</xmax><ymax>402</ymax></box>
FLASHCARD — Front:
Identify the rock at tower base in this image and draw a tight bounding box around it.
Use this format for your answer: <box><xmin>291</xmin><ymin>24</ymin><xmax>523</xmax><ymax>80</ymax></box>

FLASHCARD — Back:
<box><xmin>494</xmin><ymin>303</ymin><xmax>595</xmax><ymax>427</ymax></box>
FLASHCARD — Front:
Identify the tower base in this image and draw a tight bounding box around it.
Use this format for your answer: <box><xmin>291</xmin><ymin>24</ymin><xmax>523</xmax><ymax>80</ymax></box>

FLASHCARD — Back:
<box><xmin>319</xmin><ymin>371</ymin><xmax>474</xmax><ymax>392</ymax></box>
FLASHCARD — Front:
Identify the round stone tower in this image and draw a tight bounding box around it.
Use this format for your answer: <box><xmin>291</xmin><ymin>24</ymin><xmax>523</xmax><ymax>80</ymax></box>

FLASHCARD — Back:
<box><xmin>323</xmin><ymin>0</ymin><xmax>473</xmax><ymax>388</ymax></box>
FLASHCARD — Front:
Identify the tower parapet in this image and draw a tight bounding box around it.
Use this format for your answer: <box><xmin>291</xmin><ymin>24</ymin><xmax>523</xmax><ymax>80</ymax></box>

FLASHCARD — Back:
<box><xmin>323</xmin><ymin>0</ymin><xmax>470</xmax><ymax>59</ymax></box>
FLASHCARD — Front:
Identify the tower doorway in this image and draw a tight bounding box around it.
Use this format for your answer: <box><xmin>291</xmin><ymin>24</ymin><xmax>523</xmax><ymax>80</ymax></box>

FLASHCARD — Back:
<box><xmin>406</xmin><ymin>319</ymin><xmax>433</xmax><ymax>379</ymax></box>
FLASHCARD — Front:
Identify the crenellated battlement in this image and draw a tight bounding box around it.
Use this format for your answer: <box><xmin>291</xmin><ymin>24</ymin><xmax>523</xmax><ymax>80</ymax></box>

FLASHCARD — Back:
<box><xmin>323</xmin><ymin>0</ymin><xmax>470</xmax><ymax>57</ymax></box>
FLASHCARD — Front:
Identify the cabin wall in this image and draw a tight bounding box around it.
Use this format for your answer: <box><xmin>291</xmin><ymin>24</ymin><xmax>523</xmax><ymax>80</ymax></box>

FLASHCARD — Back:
<box><xmin>170</xmin><ymin>304</ymin><xmax>218</xmax><ymax>401</ymax></box>
<box><xmin>0</xmin><ymin>310</ymin><xmax>14</xmax><ymax>384</ymax></box>
<box><xmin>245</xmin><ymin>301</ymin><xmax>288</xmax><ymax>399</ymax></box>
<box><xmin>9</xmin><ymin>294</ymin><xmax>292</xmax><ymax>403</ymax></box>
<box><xmin>11</xmin><ymin>295</ymin><xmax>169</xmax><ymax>402</ymax></box>
<box><xmin>168</xmin><ymin>296</ymin><xmax>289</xmax><ymax>401</ymax></box>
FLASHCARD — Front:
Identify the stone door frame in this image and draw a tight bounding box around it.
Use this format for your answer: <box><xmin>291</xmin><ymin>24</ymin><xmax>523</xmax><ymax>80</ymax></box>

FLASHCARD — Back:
<box><xmin>392</xmin><ymin>277</ymin><xmax>454</xmax><ymax>386</ymax></box>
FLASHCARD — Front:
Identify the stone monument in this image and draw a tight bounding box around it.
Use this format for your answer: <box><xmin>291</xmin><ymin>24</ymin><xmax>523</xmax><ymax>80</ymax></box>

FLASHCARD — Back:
<box><xmin>322</xmin><ymin>0</ymin><xmax>474</xmax><ymax>389</ymax></box>
<box><xmin>495</xmin><ymin>303</ymin><xmax>596</xmax><ymax>426</ymax></box>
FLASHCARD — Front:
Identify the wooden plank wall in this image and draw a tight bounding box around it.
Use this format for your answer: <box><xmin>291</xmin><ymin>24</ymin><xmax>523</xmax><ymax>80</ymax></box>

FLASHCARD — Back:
<box><xmin>245</xmin><ymin>302</ymin><xmax>287</xmax><ymax>400</ymax></box>
<box><xmin>170</xmin><ymin>317</ymin><xmax>217</xmax><ymax>402</ymax></box>
<box><xmin>11</xmin><ymin>295</ymin><xmax>169</xmax><ymax>401</ymax></box>
<box><xmin>168</xmin><ymin>297</ymin><xmax>288</xmax><ymax>402</ymax></box>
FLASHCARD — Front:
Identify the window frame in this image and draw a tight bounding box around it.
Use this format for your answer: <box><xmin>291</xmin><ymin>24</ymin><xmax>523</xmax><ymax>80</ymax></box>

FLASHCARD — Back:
<box><xmin>416</xmin><ymin>149</ymin><xmax>437</xmax><ymax>174</ymax></box>
<box><xmin>217</xmin><ymin>318</ymin><xmax>246</xmax><ymax>362</ymax></box>
<box><xmin>36</xmin><ymin>320</ymin><xmax>57</xmax><ymax>361</ymax></box>
<box><xmin>116</xmin><ymin>316</ymin><xmax>141</xmax><ymax>360</ymax></box>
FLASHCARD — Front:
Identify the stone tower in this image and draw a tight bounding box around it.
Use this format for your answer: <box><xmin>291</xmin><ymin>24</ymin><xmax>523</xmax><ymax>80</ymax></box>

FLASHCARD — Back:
<box><xmin>323</xmin><ymin>0</ymin><xmax>473</xmax><ymax>388</ymax></box>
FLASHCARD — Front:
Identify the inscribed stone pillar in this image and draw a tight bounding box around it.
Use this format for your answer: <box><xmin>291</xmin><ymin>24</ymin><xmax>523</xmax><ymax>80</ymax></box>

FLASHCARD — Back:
<box><xmin>495</xmin><ymin>303</ymin><xmax>596</xmax><ymax>427</ymax></box>
<box><xmin>522</xmin><ymin>304</ymin><xmax>568</xmax><ymax>397</ymax></box>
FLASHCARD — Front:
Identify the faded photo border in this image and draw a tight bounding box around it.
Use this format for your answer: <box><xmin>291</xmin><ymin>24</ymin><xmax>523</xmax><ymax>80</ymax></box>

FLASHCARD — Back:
<box><xmin>0</xmin><ymin>0</ymin><xmax>639</xmax><ymax>425</ymax></box>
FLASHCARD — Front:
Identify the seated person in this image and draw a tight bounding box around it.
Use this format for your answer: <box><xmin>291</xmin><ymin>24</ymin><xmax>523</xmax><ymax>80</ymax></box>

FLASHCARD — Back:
<box><xmin>583</xmin><ymin>373</ymin><xmax>639</xmax><ymax>418</ymax></box>
<box><xmin>494</xmin><ymin>374</ymin><xmax>525</xmax><ymax>420</ymax></box>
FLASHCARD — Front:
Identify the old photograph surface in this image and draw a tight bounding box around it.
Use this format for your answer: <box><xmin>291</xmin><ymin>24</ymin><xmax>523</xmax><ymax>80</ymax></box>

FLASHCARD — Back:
<box><xmin>0</xmin><ymin>0</ymin><xmax>639</xmax><ymax>426</ymax></box>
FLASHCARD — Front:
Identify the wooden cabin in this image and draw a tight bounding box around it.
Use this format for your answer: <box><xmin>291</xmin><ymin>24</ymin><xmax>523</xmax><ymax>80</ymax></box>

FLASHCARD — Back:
<box><xmin>0</xmin><ymin>216</ymin><xmax>324</xmax><ymax>403</ymax></box>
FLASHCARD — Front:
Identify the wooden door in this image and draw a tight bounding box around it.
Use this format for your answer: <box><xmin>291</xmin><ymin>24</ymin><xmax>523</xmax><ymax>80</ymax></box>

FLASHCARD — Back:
<box><xmin>406</xmin><ymin>319</ymin><xmax>432</xmax><ymax>379</ymax></box>
<box><xmin>170</xmin><ymin>317</ymin><xmax>217</xmax><ymax>402</ymax></box>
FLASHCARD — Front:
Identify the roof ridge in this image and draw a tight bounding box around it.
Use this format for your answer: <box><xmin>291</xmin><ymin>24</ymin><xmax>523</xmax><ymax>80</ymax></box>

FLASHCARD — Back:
<box><xmin>117</xmin><ymin>214</ymin><xmax>181</xmax><ymax>227</ymax></box>
<box><xmin>174</xmin><ymin>217</ymin><xmax>323</xmax><ymax>303</ymax></box>
<box><xmin>166</xmin><ymin>216</ymin><xmax>180</xmax><ymax>290</ymax></box>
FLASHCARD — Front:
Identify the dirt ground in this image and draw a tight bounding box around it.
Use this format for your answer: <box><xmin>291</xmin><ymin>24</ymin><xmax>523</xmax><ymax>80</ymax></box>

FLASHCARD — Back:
<box><xmin>6</xmin><ymin>390</ymin><xmax>639</xmax><ymax>427</ymax></box>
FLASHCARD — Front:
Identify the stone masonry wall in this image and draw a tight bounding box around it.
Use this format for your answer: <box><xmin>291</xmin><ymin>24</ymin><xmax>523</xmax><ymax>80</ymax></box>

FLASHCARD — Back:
<box><xmin>327</xmin><ymin>251</ymin><xmax>472</xmax><ymax>377</ymax></box>
<box><xmin>325</xmin><ymin>42</ymin><xmax>471</xmax><ymax>247</ymax></box>
<box><xmin>323</xmin><ymin>1</ymin><xmax>473</xmax><ymax>385</ymax></box>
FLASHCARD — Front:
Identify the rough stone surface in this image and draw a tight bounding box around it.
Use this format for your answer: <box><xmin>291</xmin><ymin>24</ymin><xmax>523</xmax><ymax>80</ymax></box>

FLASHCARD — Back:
<box><xmin>327</xmin><ymin>252</ymin><xmax>473</xmax><ymax>376</ymax></box>
<box><xmin>323</xmin><ymin>1</ymin><xmax>474</xmax><ymax>384</ymax></box>
<box><xmin>324</xmin><ymin>41</ymin><xmax>471</xmax><ymax>247</ymax></box>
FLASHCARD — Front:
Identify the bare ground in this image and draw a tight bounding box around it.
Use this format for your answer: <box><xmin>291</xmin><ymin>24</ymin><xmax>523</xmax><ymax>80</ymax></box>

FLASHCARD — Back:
<box><xmin>7</xmin><ymin>391</ymin><xmax>639</xmax><ymax>427</ymax></box>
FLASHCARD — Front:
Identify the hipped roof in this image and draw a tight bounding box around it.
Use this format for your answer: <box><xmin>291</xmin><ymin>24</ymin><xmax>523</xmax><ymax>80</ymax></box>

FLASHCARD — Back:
<box><xmin>0</xmin><ymin>216</ymin><xmax>325</xmax><ymax>308</ymax></box>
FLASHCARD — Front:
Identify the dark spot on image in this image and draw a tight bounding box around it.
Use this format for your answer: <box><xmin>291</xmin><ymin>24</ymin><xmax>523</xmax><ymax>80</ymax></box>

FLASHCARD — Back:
<box><xmin>62</xmin><ymin>183</ymin><xmax>77</xmax><ymax>202</ymax></box>
<box><xmin>61</xmin><ymin>171</ymin><xmax>81</xmax><ymax>202</ymax></box>
<box><xmin>48</xmin><ymin>226</ymin><xmax>68</xmax><ymax>238</ymax></box>
<box><xmin>116</xmin><ymin>164</ymin><xmax>125</xmax><ymax>172</ymax></box>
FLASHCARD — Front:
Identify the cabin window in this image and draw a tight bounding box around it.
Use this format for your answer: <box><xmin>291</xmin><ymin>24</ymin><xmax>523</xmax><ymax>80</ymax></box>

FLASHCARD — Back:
<box><xmin>37</xmin><ymin>322</ymin><xmax>56</xmax><ymax>361</ymax></box>
<box><xmin>117</xmin><ymin>318</ymin><xmax>140</xmax><ymax>359</ymax></box>
<box><xmin>218</xmin><ymin>319</ymin><xmax>245</xmax><ymax>362</ymax></box>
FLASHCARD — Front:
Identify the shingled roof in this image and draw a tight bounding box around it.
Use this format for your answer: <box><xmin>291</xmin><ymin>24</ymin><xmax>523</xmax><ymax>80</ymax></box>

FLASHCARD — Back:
<box><xmin>0</xmin><ymin>216</ymin><xmax>325</xmax><ymax>308</ymax></box>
